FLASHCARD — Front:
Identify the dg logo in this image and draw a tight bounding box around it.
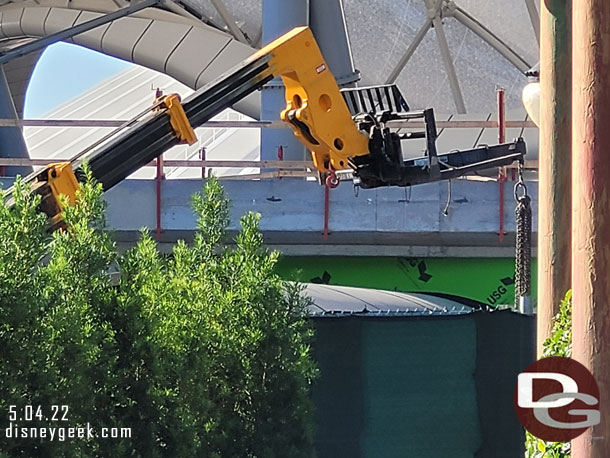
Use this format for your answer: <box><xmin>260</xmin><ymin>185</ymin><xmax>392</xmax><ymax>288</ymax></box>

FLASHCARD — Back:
<box><xmin>514</xmin><ymin>356</ymin><xmax>601</xmax><ymax>442</ymax></box>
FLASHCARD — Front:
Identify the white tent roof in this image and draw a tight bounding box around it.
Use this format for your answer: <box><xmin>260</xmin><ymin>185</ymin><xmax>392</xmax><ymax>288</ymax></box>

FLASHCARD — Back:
<box><xmin>304</xmin><ymin>283</ymin><xmax>480</xmax><ymax>315</ymax></box>
<box><xmin>24</xmin><ymin>64</ymin><xmax>261</xmax><ymax>179</ymax></box>
<box><xmin>0</xmin><ymin>0</ymin><xmax>539</xmax><ymax>117</ymax></box>
<box><xmin>179</xmin><ymin>0</ymin><xmax>540</xmax><ymax>113</ymax></box>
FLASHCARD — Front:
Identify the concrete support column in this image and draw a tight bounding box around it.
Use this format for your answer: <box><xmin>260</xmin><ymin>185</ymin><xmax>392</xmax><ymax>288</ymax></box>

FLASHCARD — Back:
<box><xmin>572</xmin><ymin>0</ymin><xmax>610</xmax><ymax>455</ymax></box>
<box><xmin>260</xmin><ymin>0</ymin><xmax>308</xmax><ymax>162</ymax></box>
<box><xmin>0</xmin><ymin>66</ymin><xmax>31</xmax><ymax>177</ymax></box>
<box><xmin>309</xmin><ymin>0</ymin><xmax>358</xmax><ymax>87</ymax></box>
<box><xmin>537</xmin><ymin>0</ymin><xmax>571</xmax><ymax>356</ymax></box>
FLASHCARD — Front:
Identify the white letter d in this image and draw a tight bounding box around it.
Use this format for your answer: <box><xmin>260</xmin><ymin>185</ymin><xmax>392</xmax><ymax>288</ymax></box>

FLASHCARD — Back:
<box><xmin>518</xmin><ymin>372</ymin><xmax>578</xmax><ymax>408</ymax></box>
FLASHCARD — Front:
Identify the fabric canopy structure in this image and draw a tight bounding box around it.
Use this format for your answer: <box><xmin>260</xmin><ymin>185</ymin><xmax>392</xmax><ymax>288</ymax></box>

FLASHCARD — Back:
<box><xmin>177</xmin><ymin>0</ymin><xmax>539</xmax><ymax>113</ymax></box>
<box><xmin>303</xmin><ymin>283</ymin><xmax>482</xmax><ymax>315</ymax></box>
<box><xmin>0</xmin><ymin>0</ymin><xmax>539</xmax><ymax>117</ymax></box>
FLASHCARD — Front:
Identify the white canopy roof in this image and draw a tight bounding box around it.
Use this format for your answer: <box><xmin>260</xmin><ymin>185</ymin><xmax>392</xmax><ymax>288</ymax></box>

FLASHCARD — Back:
<box><xmin>0</xmin><ymin>0</ymin><xmax>539</xmax><ymax>117</ymax></box>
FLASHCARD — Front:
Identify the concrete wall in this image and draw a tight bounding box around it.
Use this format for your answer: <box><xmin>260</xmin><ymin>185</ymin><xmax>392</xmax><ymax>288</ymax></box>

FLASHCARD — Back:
<box><xmin>102</xmin><ymin>178</ymin><xmax>538</xmax><ymax>257</ymax></box>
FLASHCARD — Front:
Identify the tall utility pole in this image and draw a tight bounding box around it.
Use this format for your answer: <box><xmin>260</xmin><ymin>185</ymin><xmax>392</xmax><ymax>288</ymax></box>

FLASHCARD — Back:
<box><xmin>572</xmin><ymin>0</ymin><xmax>610</xmax><ymax>456</ymax></box>
<box><xmin>537</xmin><ymin>0</ymin><xmax>572</xmax><ymax>356</ymax></box>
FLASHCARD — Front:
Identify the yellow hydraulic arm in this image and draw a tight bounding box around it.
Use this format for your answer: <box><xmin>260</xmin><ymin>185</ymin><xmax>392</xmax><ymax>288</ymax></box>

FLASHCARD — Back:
<box><xmin>5</xmin><ymin>26</ymin><xmax>368</xmax><ymax>228</ymax></box>
<box><xmin>5</xmin><ymin>25</ymin><xmax>525</xmax><ymax>228</ymax></box>
<box><xmin>256</xmin><ymin>26</ymin><xmax>370</xmax><ymax>172</ymax></box>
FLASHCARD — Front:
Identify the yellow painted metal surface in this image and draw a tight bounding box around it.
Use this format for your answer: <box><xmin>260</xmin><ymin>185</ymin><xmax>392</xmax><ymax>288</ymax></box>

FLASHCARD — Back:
<box><xmin>45</xmin><ymin>162</ymin><xmax>79</xmax><ymax>205</ymax></box>
<box><xmin>23</xmin><ymin>26</ymin><xmax>364</xmax><ymax>231</ymax></box>
<box><xmin>255</xmin><ymin>26</ymin><xmax>369</xmax><ymax>173</ymax></box>
<box><xmin>163</xmin><ymin>94</ymin><xmax>197</xmax><ymax>145</ymax></box>
<box><xmin>36</xmin><ymin>162</ymin><xmax>80</xmax><ymax>228</ymax></box>
<box><xmin>31</xmin><ymin>92</ymin><xmax>196</xmax><ymax>228</ymax></box>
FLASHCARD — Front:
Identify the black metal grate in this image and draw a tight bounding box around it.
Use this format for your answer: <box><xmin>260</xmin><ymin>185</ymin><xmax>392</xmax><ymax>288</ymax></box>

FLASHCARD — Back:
<box><xmin>340</xmin><ymin>84</ymin><xmax>410</xmax><ymax>117</ymax></box>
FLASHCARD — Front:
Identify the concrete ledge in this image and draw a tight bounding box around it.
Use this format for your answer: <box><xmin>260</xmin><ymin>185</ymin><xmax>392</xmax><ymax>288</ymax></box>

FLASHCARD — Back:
<box><xmin>1</xmin><ymin>176</ymin><xmax>538</xmax><ymax>256</ymax></box>
<box><xmin>103</xmin><ymin>178</ymin><xmax>538</xmax><ymax>257</ymax></box>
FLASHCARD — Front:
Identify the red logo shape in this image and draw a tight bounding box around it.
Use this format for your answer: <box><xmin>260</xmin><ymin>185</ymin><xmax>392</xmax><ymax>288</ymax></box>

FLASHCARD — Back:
<box><xmin>514</xmin><ymin>356</ymin><xmax>600</xmax><ymax>442</ymax></box>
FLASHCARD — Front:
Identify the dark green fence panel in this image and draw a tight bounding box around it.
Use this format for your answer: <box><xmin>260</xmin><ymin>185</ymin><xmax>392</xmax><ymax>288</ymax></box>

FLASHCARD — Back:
<box><xmin>474</xmin><ymin>311</ymin><xmax>536</xmax><ymax>458</ymax></box>
<box><xmin>312</xmin><ymin>318</ymin><xmax>365</xmax><ymax>458</ymax></box>
<box><xmin>311</xmin><ymin>313</ymin><xmax>535</xmax><ymax>458</ymax></box>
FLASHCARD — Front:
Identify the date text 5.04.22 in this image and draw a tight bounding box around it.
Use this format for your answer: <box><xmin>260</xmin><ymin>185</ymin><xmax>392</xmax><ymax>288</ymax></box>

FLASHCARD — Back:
<box><xmin>8</xmin><ymin>405</ymin><xmax>69</xmax><ymax>422</ymax></box>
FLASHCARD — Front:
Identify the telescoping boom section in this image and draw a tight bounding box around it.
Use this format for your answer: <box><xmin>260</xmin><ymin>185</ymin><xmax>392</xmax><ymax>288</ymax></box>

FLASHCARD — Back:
<box><xmin>7</xmin><ymin>26</ymin><xmax>525</xmax><ymax>229</ymax></box>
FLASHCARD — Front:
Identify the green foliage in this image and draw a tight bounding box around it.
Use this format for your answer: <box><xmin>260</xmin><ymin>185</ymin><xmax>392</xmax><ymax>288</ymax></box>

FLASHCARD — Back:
<box><xmin>0</xmin><ymin>174</ymin><xmax>317</xmax><ymax>457</ymax></box>
<box><xmin>525</xmin><ymin>291</ymin><xmax>572</xmax><ymax>458</ymax></box>
<box><xmin>541</xmin><ymin>290</ymin><xmax>572</xmax><ymax>359</ymax></box>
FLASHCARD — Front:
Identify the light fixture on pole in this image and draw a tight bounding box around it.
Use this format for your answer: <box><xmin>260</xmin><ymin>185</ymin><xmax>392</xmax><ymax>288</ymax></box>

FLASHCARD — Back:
<box><xmin>522</xmin><ymin>63</ymin><xmax>540</xmax><ymax>127</ymax></box>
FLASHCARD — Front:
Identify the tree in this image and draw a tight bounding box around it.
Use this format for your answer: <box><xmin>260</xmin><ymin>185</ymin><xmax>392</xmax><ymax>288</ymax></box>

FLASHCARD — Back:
<box><xmin>525</xmin><ymin>291</ymin><xmax>572</xmax><ymax>458</ymax></box>
<box><xmin>0</xmin><ymin>172</ymin><xmax>317</xmax><ymax>457</ymax></box>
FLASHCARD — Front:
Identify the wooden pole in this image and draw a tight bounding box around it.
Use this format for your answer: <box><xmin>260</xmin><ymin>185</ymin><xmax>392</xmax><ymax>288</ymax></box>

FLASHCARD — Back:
<box><xmin>537</xmin><ymin>0</ymin><xmax>572</xmax><ymax>356</ymax></box>
<box><xmin>572</xmin><ymin>0</ymin><xmax>610</xmax><ymax>455</ymax></box>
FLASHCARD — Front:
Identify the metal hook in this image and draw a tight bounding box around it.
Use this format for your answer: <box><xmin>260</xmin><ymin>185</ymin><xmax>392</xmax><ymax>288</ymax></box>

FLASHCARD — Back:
<box><xmin>514</xmin><ymin>181</ymin><xmax>528</xmax><ymax>202</ymax></box>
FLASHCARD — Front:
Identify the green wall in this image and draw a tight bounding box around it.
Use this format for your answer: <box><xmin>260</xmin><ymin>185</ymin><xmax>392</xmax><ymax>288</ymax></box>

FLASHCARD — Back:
<box><xmin>312</xmin><ymin>312</ymin><xmax>535</xmax><ymax>458</ymax></box>
<box><xmin>277</xmin><ymin>257</ymin><xmax>538</xmax><ymax>307</ymax></box>
<box><xmin>312</xmin><ymin>317</ymin><xmax>480</xmax><ymax>458</ymax></box>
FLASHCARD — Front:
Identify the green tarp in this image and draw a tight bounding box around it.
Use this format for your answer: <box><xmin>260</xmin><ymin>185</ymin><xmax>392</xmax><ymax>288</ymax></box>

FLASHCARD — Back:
<box><xmin>278</xmin><ymin>257</ymin><xmax>538</xmax><ymax>307</ymax></box>
<box><xmin>311</xmin><ymin>311</ymin><xmax>535</xmax><ymax>458</ymax></box>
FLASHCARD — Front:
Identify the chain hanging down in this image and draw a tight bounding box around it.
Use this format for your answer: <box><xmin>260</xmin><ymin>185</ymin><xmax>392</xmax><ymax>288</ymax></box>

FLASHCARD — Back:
<box><xmin>514</xmin><ymin>160</ymin><xmax>532</xmax><ymax>314</ymax></box>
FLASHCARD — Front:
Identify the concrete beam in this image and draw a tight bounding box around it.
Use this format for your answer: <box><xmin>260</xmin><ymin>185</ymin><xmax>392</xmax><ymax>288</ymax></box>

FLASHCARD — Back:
<box><xmin>0</xmin><ymin>177</ymin><xmax>539</xmax><ymax>257</ymax></box>
<box><xmin>100</xmin><ymin>178</ymin><xmax>538</xmax><ymax>256</ymax></box>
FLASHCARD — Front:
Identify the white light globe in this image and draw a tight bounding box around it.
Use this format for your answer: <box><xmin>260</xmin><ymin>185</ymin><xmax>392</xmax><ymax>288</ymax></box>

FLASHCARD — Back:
<box><xmin>522</xmin><ymin>81</ymin><xmax>541</xmax><ymax>127</ymax></box>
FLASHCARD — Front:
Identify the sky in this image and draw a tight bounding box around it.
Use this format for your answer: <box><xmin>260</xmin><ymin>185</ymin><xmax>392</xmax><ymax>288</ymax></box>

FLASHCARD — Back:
<box><xmin>24</xmin><ymin>42</ymin><xmax>133</xmax><ymax>118</ymax></box>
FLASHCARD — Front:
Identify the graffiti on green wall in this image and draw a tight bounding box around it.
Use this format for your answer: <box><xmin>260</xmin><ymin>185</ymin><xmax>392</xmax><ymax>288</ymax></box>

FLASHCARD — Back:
<box><xmin>276</xmin><ymin>257</ymin><xmax>538</xmax><ymax>307</ymax></box>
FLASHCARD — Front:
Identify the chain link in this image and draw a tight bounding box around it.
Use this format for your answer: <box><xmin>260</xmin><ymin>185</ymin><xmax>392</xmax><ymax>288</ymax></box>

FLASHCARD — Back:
<box><xmin>514</xmin><ymin>161</ymin><xmax>532</xmax><ymax>308</ymax></box>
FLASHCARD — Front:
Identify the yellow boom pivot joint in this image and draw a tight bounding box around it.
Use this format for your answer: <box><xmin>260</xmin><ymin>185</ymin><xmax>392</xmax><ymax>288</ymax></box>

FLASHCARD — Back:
<box><xmin>157</xmin><ymin>94</ymin><xmax>197</xmax><ymax>145</ymax></box>
<box><xmin>254</xmin><ymin>26</ymin><xmax>369</xmax><ymax>173</ymax></box>
<box><xmin>26</xmin><ymin>162</ymin><xmax>80</xmax><ymax>231</ymax></box>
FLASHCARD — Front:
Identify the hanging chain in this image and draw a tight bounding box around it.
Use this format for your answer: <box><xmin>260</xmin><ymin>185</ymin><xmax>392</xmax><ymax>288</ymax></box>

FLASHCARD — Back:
<box><xmin>514</xmin><ymin>161</ymin><xmax>532</xmax><ymax>308</ymax></box>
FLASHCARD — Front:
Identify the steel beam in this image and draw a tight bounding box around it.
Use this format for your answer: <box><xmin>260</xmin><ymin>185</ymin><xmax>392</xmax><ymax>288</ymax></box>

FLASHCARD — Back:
<box><xmin>0</xmin><ymin>66</ymin><xmax>30</xmax><ymax>176</ymax></box>
<box><xmin>572</xmin><ymin>0</ymin><xmax>610</xmax><ymax>456</ymax></box>
<box><xmin>0</xmin><ymin>0</ymin><xmax>161</xmax><ymax>65</ymax></box>
<box><xmin>161</xmin><ymin>0</ymin><xmax>208</xmax><ymax>27</ymax></box>
<box><xmin>385</xmin><ymin>18</ymin><xmax>433</xmax><ymax>84</ymax></box>
<box><xmin>167</xmin><ymin>0</ymin><xmax>227</xmax><ymax>31</ymax></box>
<box><xmin>209</xmin><ymin>0</ymin><xmax>249</xmax><ymax>44</ymax></box>
<box><xmin>386</xmin><ymin>0</ymin><xmax>443</xmax><ymax>84</ymax></box>
<box><xmin>447</xmin><ymin>5</ymin><xmax>531</xmax><ymax>73</ymax></box>
<box><xmin>537</xmin><ymin>0</ymin><xmax>571</xmax><ymax>357</ymax></box>
<box><xmin>426</xmin><ymin>0</ymin><xmax>466</xmax><ymax>113</ymax></box>
<box><xmin>524</xmin><ymin>0</ymin><xmax>540</xmax><ymax>44</ymax></box>
<box><xmin>251</xmin><ymin>27</ymin><xmax>263</xmax><ymax>48</ymax></box>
